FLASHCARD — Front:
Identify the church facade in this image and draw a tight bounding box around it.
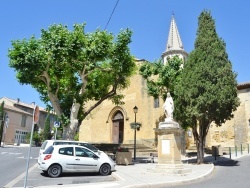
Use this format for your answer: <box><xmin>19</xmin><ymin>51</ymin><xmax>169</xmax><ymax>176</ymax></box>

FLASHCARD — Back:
<box><xmin>79</xmin><ymin>15</ymin><xmax>187</xmax><ymax>148</ymax></box>
<box><xmin>79</xmin><ymin>15</ymin><xmax>250</xmax><ymax>150</ymax></box>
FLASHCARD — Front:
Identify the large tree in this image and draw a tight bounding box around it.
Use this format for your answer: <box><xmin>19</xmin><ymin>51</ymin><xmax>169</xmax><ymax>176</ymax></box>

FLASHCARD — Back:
<box><xmin>174</xmin><ymin>10</ymin><xmax>240</xmax><ymax>164</ymax></box>
<box><xmin>8</xmin><ymin>24</ymin><xmax>136</xmax><ymax>140</ymax></box>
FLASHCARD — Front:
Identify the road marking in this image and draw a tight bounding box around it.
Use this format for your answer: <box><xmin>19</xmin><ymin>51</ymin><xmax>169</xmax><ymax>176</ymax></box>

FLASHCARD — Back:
<box><xmin>77</xmin><ymin>182</ymin><xmax>120</xmax><ymax>188</ymax></box>
<box><xmin>35</xmin><ymin>182</ymin><xmax>120</xmax><ymax>188</ymax></box>
<box><xmin>17</xmin><ymin>156</ymin><xmax>38</xmax><ymax>159</ymax></box>
<box><xmin>1</xmin><ymin>152</ymin><xmax>22</xmax><ymax>155</ymax></box>
<box><xmin>4</xmin><ymin>164</ymin><xmax>37</xmax><ymax>188</ymax></box>
<box><xmin>112</xmin><ymin>172</ymin><xmax>125</xmax><ymax>181</ymax></box>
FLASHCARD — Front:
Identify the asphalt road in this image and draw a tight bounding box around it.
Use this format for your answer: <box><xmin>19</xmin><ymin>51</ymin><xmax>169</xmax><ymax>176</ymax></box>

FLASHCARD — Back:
<box><xmin>0</xmin><ymin>146</ymin><xmax>116</xmax><ymax>188</ymax></box>
<box><xmin>0</xmin><ymin>146</ymin><xmax>39</xmax><ymax>188</ymax></box>
<box><xmin>165</xmin><ymin>155</ymin><xmax>250</xmax><ymax>188</ymax></box>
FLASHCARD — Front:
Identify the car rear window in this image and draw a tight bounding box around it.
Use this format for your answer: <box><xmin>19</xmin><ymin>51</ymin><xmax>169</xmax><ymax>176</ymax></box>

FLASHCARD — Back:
<box><xmin>44</xmin><ymin>146</ymin><xmax>54</xmax><ymax>154</ymax></box>
<box><xmin>40</xmin><ymin>140</ymin><xmax>48</xmax><ymax>150</ymax></box>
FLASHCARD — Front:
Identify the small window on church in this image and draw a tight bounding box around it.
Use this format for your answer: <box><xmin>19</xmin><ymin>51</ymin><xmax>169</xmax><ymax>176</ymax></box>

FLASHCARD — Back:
<box><xmin>154</xmin><ymin>98</ymin><xmax>159</xmax><ymax>108</ymax></box>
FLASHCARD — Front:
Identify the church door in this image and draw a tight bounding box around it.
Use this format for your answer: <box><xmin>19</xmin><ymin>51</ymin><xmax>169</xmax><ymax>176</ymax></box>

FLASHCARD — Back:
<box><xmin>112</xmin><ymin>111</ymin><xmax>124</xmax><ymax>144</ymax></box>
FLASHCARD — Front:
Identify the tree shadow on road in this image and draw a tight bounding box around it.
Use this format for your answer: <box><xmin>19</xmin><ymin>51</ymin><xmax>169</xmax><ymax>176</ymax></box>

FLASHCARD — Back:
<box><xmin>183</xmin><ymin>152</ymin><xmax>239</xmax><ymax>166</ymax></box>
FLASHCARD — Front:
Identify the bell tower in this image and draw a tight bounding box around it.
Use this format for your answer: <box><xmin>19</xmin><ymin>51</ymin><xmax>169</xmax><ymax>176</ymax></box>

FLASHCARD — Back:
<box><xmin>162</xmin><ymin>14</ymin><xmax>188</xmax><ymax>65</ymax></box>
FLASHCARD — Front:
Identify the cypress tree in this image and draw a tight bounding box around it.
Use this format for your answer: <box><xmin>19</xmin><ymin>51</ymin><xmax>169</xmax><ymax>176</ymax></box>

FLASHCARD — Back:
<box><xmin>43</xmin><ymin>113</ymin><xmax>51</xmax><ymax>141</ymax></box>
<box><xmin>174</xmin><ymin>10</ymin><xmax>240</xmax><ymax>164</ymax></box>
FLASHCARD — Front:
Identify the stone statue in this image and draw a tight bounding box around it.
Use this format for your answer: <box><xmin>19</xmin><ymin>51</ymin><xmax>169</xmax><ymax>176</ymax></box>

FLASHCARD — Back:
<box><xmin>163</xmin><ymin>92</ymin><xmax>174</xmax><ymax>120</ymax></box>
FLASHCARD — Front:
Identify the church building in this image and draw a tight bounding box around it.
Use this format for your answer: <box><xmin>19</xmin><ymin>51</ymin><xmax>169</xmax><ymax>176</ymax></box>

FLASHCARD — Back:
<box><xmin>79</xmin><ymin>15</ymin><xmax>187</xmax><ymax>148</ymax></box>
<box><xmin>79</xmin><ymin>15</ymin><xmax>250</xmax><ymax>150</ymax></box>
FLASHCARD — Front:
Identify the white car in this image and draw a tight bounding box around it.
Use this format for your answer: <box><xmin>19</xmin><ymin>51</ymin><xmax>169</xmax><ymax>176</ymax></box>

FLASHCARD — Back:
<box><xmin>38</xmin><ymin>145</ymin><xmax>116</xmax><ymax>178</ymax></box>
<box><xmin>39</xmin><ymin>140</ymin><xmax>101</xmax><ymax>156</ymax></box>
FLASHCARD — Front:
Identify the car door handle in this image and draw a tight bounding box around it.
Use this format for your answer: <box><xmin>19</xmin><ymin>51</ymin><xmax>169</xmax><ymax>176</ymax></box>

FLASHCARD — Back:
<box><xmin>75</xmin><ymin>158</ymin><xmax>80</xmax><ymax>161</ymax></box>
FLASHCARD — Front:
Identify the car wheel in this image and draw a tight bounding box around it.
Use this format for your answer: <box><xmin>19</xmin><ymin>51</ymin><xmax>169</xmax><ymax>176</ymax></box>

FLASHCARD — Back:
<box><xmin>48</xmin><ymin>164</ymin><xmax>62</xmax><ymax>178</ymax></box>
<box><xmin>99</xmin><ymin>164</ymin><xmax>111</xmax><ymax>176</ymax></box>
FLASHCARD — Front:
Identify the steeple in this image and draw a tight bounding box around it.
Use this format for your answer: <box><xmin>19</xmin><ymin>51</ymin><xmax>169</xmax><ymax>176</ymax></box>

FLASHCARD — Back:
<box><xmin>162</xmin><ymin>14</ymin><xmax>188</xmax><ymax>65</ymax></box>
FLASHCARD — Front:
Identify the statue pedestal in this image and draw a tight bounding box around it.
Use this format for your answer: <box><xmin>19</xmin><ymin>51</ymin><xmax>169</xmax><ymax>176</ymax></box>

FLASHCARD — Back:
<box><xmin>156</xmin><ymin>122</ymin><xmax>182</xmax><ymax>165</ymax></box>
<box><xmin>148</xmin><ymin>121</ymin><xmax>191</xmax><ymax>174</ymax></box>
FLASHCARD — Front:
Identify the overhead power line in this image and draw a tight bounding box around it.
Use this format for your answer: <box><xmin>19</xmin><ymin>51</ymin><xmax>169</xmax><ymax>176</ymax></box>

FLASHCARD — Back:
<box><xmin>104</xmin><ymin>0</ymin><xmax>120</xmax><ymax>30</ymax></box>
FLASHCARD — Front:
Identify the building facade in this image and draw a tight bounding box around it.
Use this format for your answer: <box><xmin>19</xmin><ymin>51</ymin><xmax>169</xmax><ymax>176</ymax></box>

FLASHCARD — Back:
<box><xmin>80</xmin><ymin>60</ymin><xmax>164</xmax><ymax>147</ymax></box>
<box><xmin>0</xmin><ymin>97</ymin><xmax>56</xmax><ymax>145</ymax></box>
<box><xmin>206</xmin><ymin>82</ymin><xmax>250</xmax><ymax>148</ymax></box>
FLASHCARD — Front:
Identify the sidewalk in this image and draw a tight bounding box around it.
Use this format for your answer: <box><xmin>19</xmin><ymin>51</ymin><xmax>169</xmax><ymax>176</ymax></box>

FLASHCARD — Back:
<box><xmin>36</xmin><ymin>151</ymin><xmax>250</xmax><ymax>188</ymax></box>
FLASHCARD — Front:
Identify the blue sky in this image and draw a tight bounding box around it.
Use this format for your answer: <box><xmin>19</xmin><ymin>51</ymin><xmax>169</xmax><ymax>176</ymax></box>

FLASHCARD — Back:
<box><xmin>0</xmin><ymin>0</ymin><xmax>249</xmax><ymax>108</ymax></box>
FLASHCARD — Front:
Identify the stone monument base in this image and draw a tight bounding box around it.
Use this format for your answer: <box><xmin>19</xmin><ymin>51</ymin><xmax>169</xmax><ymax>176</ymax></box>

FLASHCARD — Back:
<box><xmin>148</xmin><ymin>164</ymin><xmax>192</xmax><ymax>175</ymax></box>
<box><xmin>159</xmin><ymin>119</ymin><xmax>180</xmax><ymax>129</ymax></box>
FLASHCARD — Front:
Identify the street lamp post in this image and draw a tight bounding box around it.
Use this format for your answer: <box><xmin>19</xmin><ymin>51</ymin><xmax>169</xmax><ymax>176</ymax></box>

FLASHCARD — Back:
<box><xmin>133</xmin><ymin>106</ymin><xmax>138</xmax><ymax>161</ymax></box>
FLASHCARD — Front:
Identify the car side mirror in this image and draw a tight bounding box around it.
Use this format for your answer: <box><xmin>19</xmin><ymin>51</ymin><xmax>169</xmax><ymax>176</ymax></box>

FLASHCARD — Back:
<box><xmin>93</xmin><ymin>155</ymin><xmax>99</xmax><ymax>159</ymax></box>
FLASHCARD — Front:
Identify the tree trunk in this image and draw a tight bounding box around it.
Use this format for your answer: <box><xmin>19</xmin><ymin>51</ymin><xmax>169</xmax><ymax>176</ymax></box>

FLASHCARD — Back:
<box><xmin>193</xmin><ymin>119</ymin><xmax>210</xmax><ymax>164</ymax></box>
<box><xmin>62</xmin><ymin>101</ymin><xmax>80</xmax><ymax>140</ymax></box>
<box><xmin>196</xmin><ymin>134</ymin><xmax>205</xmax><ymax>164</ymax></box>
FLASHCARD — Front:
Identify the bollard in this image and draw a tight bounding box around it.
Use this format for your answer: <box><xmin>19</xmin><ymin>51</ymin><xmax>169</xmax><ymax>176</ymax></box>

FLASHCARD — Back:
<box><xmin>229</xmin><ymin>147</ymin><xmax>231</xmax><ymax>159</ymax></box>
<box><xmin>235</xmin><ymin>146</ymin><xmax>237</xmax><ymax>157</ymax></box>
<box><xmin>241</xmin><ymin>144</ymin><xmax>243</xmax><ymax>155</ymax></box>
<box><xmin>150</xmin><ymin>153</ymin><xmax>154</xmax><ymax>163</ymax></box>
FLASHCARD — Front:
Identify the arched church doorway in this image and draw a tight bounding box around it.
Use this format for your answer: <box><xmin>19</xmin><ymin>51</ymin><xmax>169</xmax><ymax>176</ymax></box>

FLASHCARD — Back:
<box><xmin>112</xmin><ymin>111</ymin><xmax>124</xmax><ymax>144</ymax></box>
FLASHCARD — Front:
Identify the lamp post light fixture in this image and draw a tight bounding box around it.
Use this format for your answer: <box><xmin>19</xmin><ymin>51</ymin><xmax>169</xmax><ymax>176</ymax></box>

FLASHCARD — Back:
<box><xmin>133</xmin><ymin>106</ymin><xmax>138</xmax><ymax>161</ymax></box>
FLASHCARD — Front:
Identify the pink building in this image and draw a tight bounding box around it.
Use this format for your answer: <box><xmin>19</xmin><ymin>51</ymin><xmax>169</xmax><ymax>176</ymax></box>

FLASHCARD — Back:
<box><xmin>0</xmin><ymin>97</ymin><xmax>56</xmax><ymax>145</ymax></box>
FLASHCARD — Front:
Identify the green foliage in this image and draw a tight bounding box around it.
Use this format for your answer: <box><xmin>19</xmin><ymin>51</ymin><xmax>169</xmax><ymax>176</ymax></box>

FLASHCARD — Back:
<box><xmin>174</xmin><ymin>10</ymin><xmax>239</xmax><ymax>163</ymax></box>
<box><xmin>8</xmin><ymin>23</ymin><xmax>136</xmax><ymax>138</ymax></box>
<box><xmin>175</xmin><ymin>10</ymin><xmax>239</xmax><ymax>128</ymax></box>
<box><xmin>43</xmin><ymin>113</ymin><xmax>51</xmax><ymax>141</ymax></box>
<box><xmin>0</xmin><ymin>102</ymin><xmax>4</xmax><ymax>120</ymax></box>
<box><xmin>139</xmin><ymin>56</ymin><xmax>184</xmax><ymax>99</ymax></box>
<box><xmin>26</xmin><ymin>125</ymin><xmax>43</xmax><ymax>146</ymax></box>
<box><xmin>130</xmin><ymin>122</ymin><xmax>142</xmax><ymax>130</ymax></box>
<box><xmin>74</xmin><ymin>132</ymin><xmax>79</xmax><ymax>141</ymax></box>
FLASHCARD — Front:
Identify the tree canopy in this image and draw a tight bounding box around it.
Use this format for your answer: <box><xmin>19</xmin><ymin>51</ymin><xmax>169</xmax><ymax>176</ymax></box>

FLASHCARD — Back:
<box><xmin>8</xmin><ymin>23</ymin><xmax>136</xmax><ymax>139</ymax></box>
<box><xmin>174</xmin><ymin>10</ymin><xmax>240</xmax><ymax>164</ymax></box>
<box><xmin>139</xmin><ymin>56</ymin><xmax>184</xmax><ymax>99</ymax></box>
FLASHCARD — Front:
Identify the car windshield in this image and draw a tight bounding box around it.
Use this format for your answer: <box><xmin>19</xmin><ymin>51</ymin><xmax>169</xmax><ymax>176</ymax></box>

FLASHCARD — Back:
<box><xmin>79</xmin><ymin>143</ymin><xmax>98</xmax><ymax>152</ymax></box>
